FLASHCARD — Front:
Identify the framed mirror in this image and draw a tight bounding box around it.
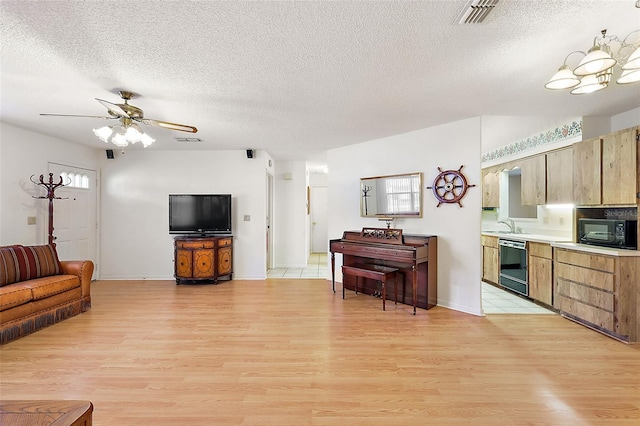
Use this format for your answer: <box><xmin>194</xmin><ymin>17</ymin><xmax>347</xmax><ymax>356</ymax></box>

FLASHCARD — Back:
<box><xmin>360</xmin><ymin>172</ymin><xmax>423</xmax><ymax>218</ymax></box>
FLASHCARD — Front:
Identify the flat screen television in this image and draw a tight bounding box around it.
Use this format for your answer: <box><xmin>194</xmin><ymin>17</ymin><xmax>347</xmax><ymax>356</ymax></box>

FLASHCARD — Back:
<box><xmin>169</xmin><ymin>194</ymin><xmax>232</xmax><ymax>235</ymax></box>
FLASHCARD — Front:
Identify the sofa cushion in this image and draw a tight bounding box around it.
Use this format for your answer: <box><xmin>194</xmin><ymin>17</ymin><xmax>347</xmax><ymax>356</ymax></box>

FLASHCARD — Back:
<box><xmin>0</xmin><ymin>244</ymin><xmax>62</xmax><ymax>286</ymax></box>
<box><xmin>29</xmin><ymin>275</ymin><xmax>80</xmax><ymax>301</ymax></box>
<box><xmin>0</xmin><ymin>281</ymin><xmax>34</xmax><ymax>311</ymax></box>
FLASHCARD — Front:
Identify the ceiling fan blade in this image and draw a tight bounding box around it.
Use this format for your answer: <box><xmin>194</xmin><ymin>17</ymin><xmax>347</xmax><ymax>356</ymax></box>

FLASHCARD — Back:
<box><xmin>96</xmin><ymin>98</ymin><xmax>129</xmax><ymax>118</ymax></box>
<box><xmin>141</xmin><ymin>118</ymin><xmax>198</xmax><ymax>133</ymax></box>
<box><xmin>40</xmin><ymin>113</ymin><xmax>117</xmax><ymax>120</ymax></box>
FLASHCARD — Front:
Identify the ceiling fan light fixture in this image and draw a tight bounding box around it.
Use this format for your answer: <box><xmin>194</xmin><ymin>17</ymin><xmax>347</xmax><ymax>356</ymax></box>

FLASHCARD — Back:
<box><xmin>93</xmin><ymin>126</ymin><xmax>113</xmax><ymax>143</ymax></box>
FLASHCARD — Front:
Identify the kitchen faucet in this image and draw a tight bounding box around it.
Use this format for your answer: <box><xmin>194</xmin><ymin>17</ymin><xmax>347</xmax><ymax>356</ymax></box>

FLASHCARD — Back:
<box><xmin>498</xmin><ymin>218</ymin><xmax>516</xmax><ymax>233</ymax></box>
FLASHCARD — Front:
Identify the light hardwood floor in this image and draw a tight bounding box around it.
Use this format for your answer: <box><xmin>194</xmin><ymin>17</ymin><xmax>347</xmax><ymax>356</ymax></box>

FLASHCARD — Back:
<box><xmin>1</xmin><ymin>279</ymin><xmax>639</xmax><ymax>425</ymax></box>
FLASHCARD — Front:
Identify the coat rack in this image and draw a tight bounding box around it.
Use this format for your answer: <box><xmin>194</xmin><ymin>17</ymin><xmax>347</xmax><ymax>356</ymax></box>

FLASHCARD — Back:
<box><xmin>31</xmin><ymin>173</ymin><xmax>68</xmax><ymax>246</ymax></box>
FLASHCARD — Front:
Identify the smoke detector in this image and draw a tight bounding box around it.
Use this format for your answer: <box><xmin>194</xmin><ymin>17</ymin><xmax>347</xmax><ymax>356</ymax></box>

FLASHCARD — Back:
<box><xmin>455</xmin><ymin>0</ymin><xmax>500</xmax><ymax>24</ymax></box>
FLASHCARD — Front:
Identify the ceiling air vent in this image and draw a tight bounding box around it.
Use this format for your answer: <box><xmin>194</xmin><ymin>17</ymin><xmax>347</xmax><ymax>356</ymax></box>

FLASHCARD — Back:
<box><xmin>175</xmin><ymin>137</ymin><xmax>202</xmax><ymax>143</ymax></box>
<box><xmin>455</xmin><ymin>0</ymin><xmax>499</xmax><ymax>24</ymax></box>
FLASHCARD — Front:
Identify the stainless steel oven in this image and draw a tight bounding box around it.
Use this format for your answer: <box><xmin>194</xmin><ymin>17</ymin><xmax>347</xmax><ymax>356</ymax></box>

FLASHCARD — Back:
<box><xmin>498</xmin><ymin>239</ymin><xmax>528</xmax><ymax>296</ymax></box>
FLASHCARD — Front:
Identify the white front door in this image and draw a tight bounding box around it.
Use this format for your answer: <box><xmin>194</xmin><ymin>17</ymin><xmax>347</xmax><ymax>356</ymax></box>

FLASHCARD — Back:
<box><xmin>48</xmin><ymin>163</ymin><xmax>98</xmax><ymax>278</ymax></box>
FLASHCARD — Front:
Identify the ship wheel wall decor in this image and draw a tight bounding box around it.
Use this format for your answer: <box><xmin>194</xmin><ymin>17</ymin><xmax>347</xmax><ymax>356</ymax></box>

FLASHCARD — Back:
<box><xmin>426</xmin><ymin>165</ymin><xmax>476</xmax><ymax>207</ymax></box>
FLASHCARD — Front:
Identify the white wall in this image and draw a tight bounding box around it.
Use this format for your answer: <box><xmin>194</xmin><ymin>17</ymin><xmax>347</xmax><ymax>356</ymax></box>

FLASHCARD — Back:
<box><xmin>327</xmin><ymin>117</ymin><xmax>483</xmax><ymax>315</ymax></box>
<box><xmin>611</xmin><ymin>107</ymin><xmax>640</xmax><ymax>132</ymax></box>
<box><xmin>273</xmin><ymin>160</ymin><xmax>308</xmax><ymax>268</ymax></box>
<box><xmin>0</xmin><ymin>123</ymin><xmax>99</xmax><ymax>245</ymax></box>
<box><xmin>99</xmin><ymin>149</ymin><xmax>270</xmax><ymax>280</ymax></box>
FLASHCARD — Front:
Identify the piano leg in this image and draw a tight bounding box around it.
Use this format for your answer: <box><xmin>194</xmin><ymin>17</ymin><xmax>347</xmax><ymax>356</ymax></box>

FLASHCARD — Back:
<box><xmin>412</xmin><ymin>265</ymin><xmax>417</xmax><ymax>315</ymax></box>
<box><xmin>331</xmin><ymin>251</ymin><xmax>336</xmax><ymax>293</ymax></box>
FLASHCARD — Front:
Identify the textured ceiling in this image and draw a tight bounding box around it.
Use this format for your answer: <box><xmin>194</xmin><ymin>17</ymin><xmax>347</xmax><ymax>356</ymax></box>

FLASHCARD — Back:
<box><xmin>1</xmin><ymin>1</ymin><xmax>639</xmax><ymax>163</ymax></box>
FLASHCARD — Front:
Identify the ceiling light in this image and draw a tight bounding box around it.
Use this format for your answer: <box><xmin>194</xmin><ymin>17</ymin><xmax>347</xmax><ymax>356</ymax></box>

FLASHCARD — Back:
<box><xmin>546</xmin><ymin>29</ymin><xmax>640</xmax><ymax>94</ymax></box>
<box><xmin>93</xmin><ymin>121</ymin><xmax>155</xmax><ymax>148</ymax></box>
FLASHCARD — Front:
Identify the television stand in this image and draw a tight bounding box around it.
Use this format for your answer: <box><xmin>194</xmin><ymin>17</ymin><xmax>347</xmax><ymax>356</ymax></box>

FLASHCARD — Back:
<box><xmin>174</xmin><ymin>235</ymin><xmax>233</xmax><ymax>284</ymax></box>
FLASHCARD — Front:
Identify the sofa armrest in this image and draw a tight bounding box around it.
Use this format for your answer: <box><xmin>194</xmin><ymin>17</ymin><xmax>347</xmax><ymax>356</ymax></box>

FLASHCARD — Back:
<box><xmin>60</xmin><ymin>260</ymin><xmax>94</xmax><ymax>298</ymax></box>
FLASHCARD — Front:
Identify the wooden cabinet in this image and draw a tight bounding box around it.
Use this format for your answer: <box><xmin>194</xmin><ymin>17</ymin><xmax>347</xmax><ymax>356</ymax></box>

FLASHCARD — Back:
<box><xmin>528</xmin><ymin>242</ymin><xmax>552</xmax><ymax>306</ymax></box>
<box><xmin>481</xmin><ymin>235</ymin><xmax>499</xmax><ymax>285</ymax></box>
<box><xmin>602</xmin><ymin>127</ymin><xmax>638</xmax><ymax>205</ymax></box>
<box><xmin>573</xmin><ymin>126</ymin><xmax>639</xmax><ymax>206</ymax></box>
<box><xmin>546</xmin><ymin>148</ymin><xmax>574</xmax><ymax>204</ymax></box>
<box><xmin>521</xmin><ymin>155</ymin><xmax>546</xmax><ymax>205</ymax></box>
<box><xmin>174</xmin><ymin>236</ymin><xmax>233</xmax><ymax>284</ymax></box>
<box><xmin>573</xmin><ymin>137</ymin><xmax>602</xmax><ymax>205</ymax></box>
<box><xmin>482</xmin><ymin>168</ymin><xmax>500</xmax><ymax>208</ymax></box>
<box><xmin>554</xmin><ymin>248</ymin><xmax>640</xmax><ymax>343</ymax></box>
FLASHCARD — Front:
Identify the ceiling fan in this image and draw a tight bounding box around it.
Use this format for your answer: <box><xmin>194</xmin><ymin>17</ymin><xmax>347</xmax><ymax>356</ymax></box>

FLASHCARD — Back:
<box><xmin>41</xmin><ymin>90</ymin><xmax>197</xmax><ymax>147</ymax></box>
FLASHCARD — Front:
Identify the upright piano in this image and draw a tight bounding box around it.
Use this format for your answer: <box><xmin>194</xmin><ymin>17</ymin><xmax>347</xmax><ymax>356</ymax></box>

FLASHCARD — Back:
<box><xmin>330</xmin><ymin>228</ymin><xmax>437</xmax><ymax>311</ymax></box>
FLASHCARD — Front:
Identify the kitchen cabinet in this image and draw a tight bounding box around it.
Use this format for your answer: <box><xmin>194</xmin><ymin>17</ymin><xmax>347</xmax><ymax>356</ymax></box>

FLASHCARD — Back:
<box><xmin>602</xmin><ymin>126</ymin><xmax>638</xmax><ymax>205</ymax></box>
<box><xmin>546</xmin><ymin>148</ymin><xmax>574</xmax><ymax>204</ymax></box>
<box><xmin>572</xmin><ymin>126</ymin><xmax>639</xmax><ymax>206</ymax></box>
<box><xmin>528</xmin><ymin>242</ymin><xmax>552</xmax><ymax>306</ymax></box>
<box><xmin>482</xmin><ymin>168</ymin><xmax>500</xmax><ymax>208</ymax></box>
<box><xmin>521</xmin><ymin>155</ymin><xmax>546</xmax><ymax>205</ymax></box>
<box><xmin>573</xmin><ymin>137</ymin><xmax>602</xmax><ymax>205</ymax></box>
<box><xmin>481</xmin><ymin>235</ymin><xmax>499</xmax><ymax>285</ymax></box>
<box><xmin>554</xmin><ymin>248</ymin><xmax>640</xmax><ymax>343</ymax></box>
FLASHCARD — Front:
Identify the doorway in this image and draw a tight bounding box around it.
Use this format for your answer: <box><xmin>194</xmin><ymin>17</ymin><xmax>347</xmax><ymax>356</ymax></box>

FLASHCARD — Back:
<box><xmin>310</xmin><ymin>186</ymin><xmax>328</xmax><ymax>253</ymax></box>
<box><xmin>48</xmin><ymin>162</ymin><xmax>98</xmax><ymax>279</ymax></box>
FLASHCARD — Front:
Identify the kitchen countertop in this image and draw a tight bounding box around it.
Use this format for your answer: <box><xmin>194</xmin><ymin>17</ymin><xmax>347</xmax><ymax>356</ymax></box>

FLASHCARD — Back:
<box><xmin>481</xmin><ymin>231</ymin><xmax>572</xmax><ymax>244</ymax></box>
<box><xmin>482</xmin><ymin>231</ymin><xmax>640</xmax><ymax>256</ymax></box>
<box><xmin>551</xmin><ymin>242</ymin><xmax>640</xmax><ymax>257</ymax></box>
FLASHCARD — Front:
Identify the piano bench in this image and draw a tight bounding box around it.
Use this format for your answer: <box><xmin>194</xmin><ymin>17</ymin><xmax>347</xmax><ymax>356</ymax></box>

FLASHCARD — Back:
<box><xmin>341</xmin><ymin>263</ymin><xmax>398</xmax><ymax>311</ymax></box>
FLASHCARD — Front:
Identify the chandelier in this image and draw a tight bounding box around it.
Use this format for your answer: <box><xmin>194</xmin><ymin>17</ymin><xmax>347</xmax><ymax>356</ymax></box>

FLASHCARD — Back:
<box><xmin>93</xmin><ymin>118</ymin><xmax>155</xmax><ymax>148</ymax></box>
<box><xmin>545</xmin><ymin>29</ymin><xmax>640</xmax><ymax>94</ymax></box>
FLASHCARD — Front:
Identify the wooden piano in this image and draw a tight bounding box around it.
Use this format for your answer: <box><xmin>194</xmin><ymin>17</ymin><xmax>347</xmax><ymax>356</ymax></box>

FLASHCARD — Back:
<box><xmin>330</xmin><ymin>228</ymin><xmax>437</xmax><ymax>313</ymax></box>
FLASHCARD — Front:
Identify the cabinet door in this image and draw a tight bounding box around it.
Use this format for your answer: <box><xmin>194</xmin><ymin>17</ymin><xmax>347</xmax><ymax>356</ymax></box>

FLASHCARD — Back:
<box><xmin>482</xmin><ymin>246</ymin><xmax>499</xmax><ymax>285</ymax></box>
<box><xmin>521</xmin><ymin>155</ymin><xmax>546</xmax><ymax>205</ymax></box>
<box><xmin>529</xmin><ymin>255</ymin><xmax>552</xmax><ymax>306</ymax></box>
<box><xmin>482</xmin><ymin>169</ymin><xmax>500</xmax><ymax>208</ymax></box>
<box><xmin>546</xmin><ymin>148</ymin><xmax>574</xmax><ymax>204</ymax></box>
<box><xmin>602</xmin><ymin>127</ymin><xmax>638</xmax><ymax>205</ymax></box>
<box><xmin>175</xmin><ymin>249</ymin><xmax>193</xmax><ymax>278</ymax></box>
<box><xmin>218</xmin><ymin>247</ymin><xmax>233</xmax><ymax>276</ymax></box>
<box><xmin>573</xmin><ymin>137</ymin><xmax>602</xmax><ymax>205</ymax></box>
<box><xmin>193</xmin><ymin>249</ymin><xmax>214</xmax><ymax>278</ymax></box>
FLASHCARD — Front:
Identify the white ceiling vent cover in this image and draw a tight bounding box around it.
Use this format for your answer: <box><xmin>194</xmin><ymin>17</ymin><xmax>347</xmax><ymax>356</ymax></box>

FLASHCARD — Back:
<box><xmin>175</xmin><ymin>137</ymin><xmax>202</xmax><ymax>142</ymax></box>
<box><xmin>455</xmin><ymin>0</ymin><xmax>500</xmax><ymax>24</ymax></box>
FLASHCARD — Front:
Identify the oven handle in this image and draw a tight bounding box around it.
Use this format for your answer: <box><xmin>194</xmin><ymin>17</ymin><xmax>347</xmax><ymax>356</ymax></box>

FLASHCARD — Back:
<box><xmin>498</xmin><ymin>239</ymin><xmax>527</xmax><ymax>250</ymax></box>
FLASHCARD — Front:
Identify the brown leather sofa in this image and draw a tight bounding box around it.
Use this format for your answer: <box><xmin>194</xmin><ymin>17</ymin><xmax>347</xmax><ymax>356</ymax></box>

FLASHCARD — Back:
<box><xmin>0</xmin><ymin>244</ymin><xmax>94</xmax><ymax>345</ymax></box>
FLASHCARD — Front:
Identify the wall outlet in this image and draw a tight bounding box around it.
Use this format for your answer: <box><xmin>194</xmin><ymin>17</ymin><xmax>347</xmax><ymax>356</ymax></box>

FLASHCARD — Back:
<box><xmin>27</xmin><ymin>216</ymin><xmax>36</xmax><ymax>225</ymax></box>
<box><xmin>244</xmin><ymin>215</ymin><xmax>250</xmax><ymax>221</ymax></box>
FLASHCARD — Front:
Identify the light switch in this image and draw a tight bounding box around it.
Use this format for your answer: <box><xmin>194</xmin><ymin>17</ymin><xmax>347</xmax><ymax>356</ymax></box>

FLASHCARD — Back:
<box><xmin>27</xmin><ymin>216</ymin><xmax>36</xmax><ymax>225</ymax></box>
<box><xmin>244</xmin><ymin>215</ymin><xmax>250</xmax><ymax>221</ymax></box>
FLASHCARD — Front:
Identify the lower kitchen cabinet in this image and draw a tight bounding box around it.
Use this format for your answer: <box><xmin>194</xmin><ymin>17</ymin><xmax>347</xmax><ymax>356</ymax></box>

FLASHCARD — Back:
<box><xmin>481</xmin><ymin>235</ymin><xmax>499</xmax><ymax>285</ymax></box>
<box><xmin>528</xmin><ymin>242</ymin><xmax>553</xmax><ymax>306</ymax></box>
<box><xmin>554</xmin><ymin>248</ymin><xmax>640</xmax><ymax>343</ymax></box>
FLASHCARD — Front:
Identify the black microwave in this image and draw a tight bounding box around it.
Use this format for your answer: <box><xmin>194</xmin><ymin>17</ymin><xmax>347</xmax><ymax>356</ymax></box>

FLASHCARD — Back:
<box><xmin>578</xmin><ymin>218</ymin><xmax>637</xmax><ymax>250</ymax></box>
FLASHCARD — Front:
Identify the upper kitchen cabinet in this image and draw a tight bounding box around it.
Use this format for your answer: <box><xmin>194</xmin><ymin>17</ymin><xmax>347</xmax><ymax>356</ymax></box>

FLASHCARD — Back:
<box><xmin>573</xmin><ymin>137</ymin><xmax>603</xmax><ymax>205</ymax></box>
<box><xmin>521</xmin><ymin>155</ymin><xmax>546</xmax><ymax>205</ymax></box>
<box><xmin>546</xmin><ymin>148</ymin><xmax>574</xmax><ymax>204</ymax></box>
<box><xmin>573</xmin><ymin>126</ymin><xmax>639</xmax><ymax>207</ymax></box>
<box><xmin>482</xmin><ymin>167</ymin><xmax>500</xmax><ymax>208</ymax></box>
<box><xmin>602</xmin><ymin>126</ymin><xmax>639</xmax><ymax>206</ymax></box>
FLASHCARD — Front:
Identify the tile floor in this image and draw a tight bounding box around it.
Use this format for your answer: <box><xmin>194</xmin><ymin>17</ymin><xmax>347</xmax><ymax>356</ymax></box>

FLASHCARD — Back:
<box><xmin>267</xmin><ymin>253</ymin><xmax>555</xmax><ymax>315</ymax></box>
<box><xmin>267</xmin><ymin>252</ymin><xmax>329</xmax><ymax>279</ymax></box>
